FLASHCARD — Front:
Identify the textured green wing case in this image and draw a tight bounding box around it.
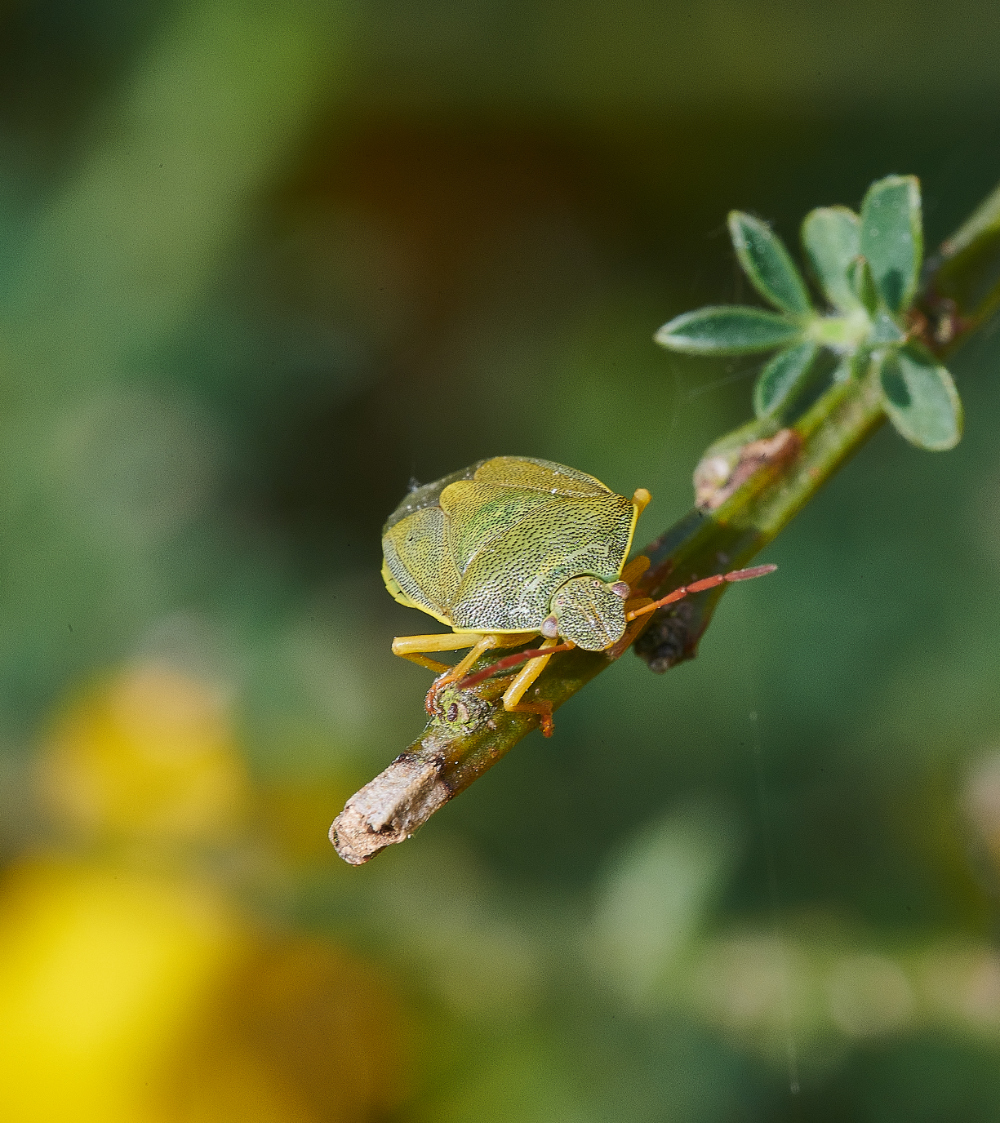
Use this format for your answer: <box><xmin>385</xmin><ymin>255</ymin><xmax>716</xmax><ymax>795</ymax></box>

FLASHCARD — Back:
<box><xmin>381</xmin><ymin>457</ymin><xmax>636</xmax><ymax>631</ymax></box>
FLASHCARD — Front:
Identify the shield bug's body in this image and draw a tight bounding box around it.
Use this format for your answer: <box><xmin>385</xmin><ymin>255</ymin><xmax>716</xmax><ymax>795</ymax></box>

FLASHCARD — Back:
<box><xmin>383</xmin><ymin>456</ymin><xmax>773</xmax><ymax>734</ymax></box>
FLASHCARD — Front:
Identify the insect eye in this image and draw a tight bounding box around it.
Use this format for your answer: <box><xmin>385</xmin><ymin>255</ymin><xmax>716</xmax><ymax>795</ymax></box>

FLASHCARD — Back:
<box><xmin>540</xmin><ymin>615</ymin><xmax>559</xmax><ymax>638</ymax></box>
<box><xmin>609</xmin><ymin>582</ymin><xmax>630</xmax><ymax>598</ymax></box>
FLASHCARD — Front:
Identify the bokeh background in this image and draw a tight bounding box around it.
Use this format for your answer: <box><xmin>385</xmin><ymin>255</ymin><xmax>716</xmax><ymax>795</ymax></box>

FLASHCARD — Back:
<box><xmin>3</xmin><ymin>1</ymin><xmax>1000</xmax><ymax>1119</ymax></box>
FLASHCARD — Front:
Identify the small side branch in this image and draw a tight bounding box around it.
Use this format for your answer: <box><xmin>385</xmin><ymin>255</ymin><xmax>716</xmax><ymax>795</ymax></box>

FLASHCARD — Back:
<box><xmin>332</xmin><ymin>756</ymin><xmax>452</xmax><ymax>865</ymax></box>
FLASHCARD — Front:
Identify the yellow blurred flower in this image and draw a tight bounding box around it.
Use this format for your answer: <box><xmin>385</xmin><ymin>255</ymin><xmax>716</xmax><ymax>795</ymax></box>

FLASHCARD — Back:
<box><xmin>0</xmin><ymin>860</ymin><xmax>409</xmax><ymax>1122</ymax></box>
<box><xmin>0</xmin><ymin>860</ymin><xmax>236</xmax><ymax>1122</ymax></box>
<box><xmin>38</xmin><ymin>662</ymin><xmax>246</xmax><ymax>841</ymax></box>
<box><xmin>0</xmin><ymin>663</ymin><xmax>411</xmax><ymax>1122</ymax></box>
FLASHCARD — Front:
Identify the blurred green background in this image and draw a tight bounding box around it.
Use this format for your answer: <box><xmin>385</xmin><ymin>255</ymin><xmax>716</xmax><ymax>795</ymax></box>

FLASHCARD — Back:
<box><xmin>3</xmin><ymin>1</ymin><xmax>1000</xmax><ymax>1119</ymax></box>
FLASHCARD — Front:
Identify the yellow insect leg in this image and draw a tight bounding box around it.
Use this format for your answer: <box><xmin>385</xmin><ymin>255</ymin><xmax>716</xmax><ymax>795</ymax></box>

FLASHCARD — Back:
<box><xmin>440</xmin><ymin>634</ymin><xmax>502</xmax><ymax>683</ymax></box>
<box><xmin>391</xmin><ymin>631</ymin><xmax>483</xmax><ymax>674</ymax></box>
<box><xmin>419</xmin><ymin>633</ymin><xmax>504</xmax><ymax>715</ymax></box>
<box><xmin>502</xmin><ymin>637</ymin><xmax>560</xmax><ymax>737</ymax></box>
<box><xmin>620</xmin><ymin>554</ymin><xmax>651</xmax><ymax>589</ymax></box>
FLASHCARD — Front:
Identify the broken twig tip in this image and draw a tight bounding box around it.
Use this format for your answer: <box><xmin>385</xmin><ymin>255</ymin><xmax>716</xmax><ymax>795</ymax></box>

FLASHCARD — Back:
<box><xmin>330</xmin><ymin>756</ymin><xmax>452</xmax><ymax>865</ymax></box>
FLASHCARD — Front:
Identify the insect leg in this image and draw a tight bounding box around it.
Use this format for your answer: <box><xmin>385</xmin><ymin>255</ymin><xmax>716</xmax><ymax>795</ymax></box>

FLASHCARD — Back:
<box><xmin>423</xmin><ymin>634</ymin><xmax>501</xmax><ymax>714</ymax></box>
<box><xmin>501</xmin><ymin>637</ymin><xmax>559</xmax><ymax>737</ymax></box>
<box><xmin>392</xmin><ymin>631</ymin><xmax>483</xmax><ymax>674</ymax></box>
<box><xmin>619</xmin><ymin>554</ymin><xmax>651</xmax><ymax>589</ymax></box>
<box><xmin>454</xmin><ymin>641</ymin><xmax>575</xmax><ymax>691</ymax></box>
<box><xmin>400</xmin><ymin>653</ymin><xmax>454</xmax><ymax>674</ymax></box>
<box><xmin>442</xmin><ymin>634</ymin><xmax>502</xmax><ymax>683</ymax></box>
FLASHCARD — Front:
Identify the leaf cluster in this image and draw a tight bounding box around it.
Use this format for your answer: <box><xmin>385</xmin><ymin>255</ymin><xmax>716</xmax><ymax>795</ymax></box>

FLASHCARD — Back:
<box><xmin>656</xmin><ymin>176</ymin><xmax>962</xmax><ymax>451</ymax></box>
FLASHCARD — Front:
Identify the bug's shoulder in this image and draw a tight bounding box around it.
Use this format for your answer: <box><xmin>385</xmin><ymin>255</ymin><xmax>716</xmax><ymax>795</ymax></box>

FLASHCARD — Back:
<box><xmin>382</xmin><ymin>460</ymin><xmax>489</xmax><ymax>536</ymax></box>
<box><xmin>438</xmin><ymin>457</ymin><xmax>626</xmax><ymax>579</ymax></box>
<box><xmin>469</xmin><ymin>456</ymin><xmax>614</xmax><ymax>498</ymax></box>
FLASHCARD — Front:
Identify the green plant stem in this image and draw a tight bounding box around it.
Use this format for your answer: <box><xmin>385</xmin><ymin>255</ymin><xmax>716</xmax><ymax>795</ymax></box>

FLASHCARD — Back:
<box><xmin>921</xmin><ymin>180</ymin><xmax>1000</xmax><ymax>350</ymax></box>
<box><xmin>331</xmin><ymin>176</ymin><xmax>1000</xmax><ymax>865</ymax></box>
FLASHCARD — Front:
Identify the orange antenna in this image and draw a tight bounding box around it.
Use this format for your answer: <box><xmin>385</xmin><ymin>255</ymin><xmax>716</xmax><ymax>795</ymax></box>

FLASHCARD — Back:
<box><xmin>449</xmin><ymin>563</ymin><xmax>777</xmax><ymax>694</ymax></box>
<box><xmin>625</xmin><ymin>563</ymin><xmax>777</xmax><ymax>622</ymax></box>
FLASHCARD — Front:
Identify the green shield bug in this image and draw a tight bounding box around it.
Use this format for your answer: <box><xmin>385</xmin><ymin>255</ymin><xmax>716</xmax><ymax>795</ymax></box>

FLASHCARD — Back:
<box><xmin>382</xmin><ymin>455</ymin><xmax>774</xmax><ymax>734</ymax></box>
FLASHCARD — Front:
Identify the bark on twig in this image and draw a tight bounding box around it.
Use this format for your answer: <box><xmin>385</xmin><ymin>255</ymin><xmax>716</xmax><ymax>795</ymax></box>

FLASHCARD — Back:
<box><xmin>331</xmin><ymin>756</ymin><xmax>451</xmax><ymax>864</ymax></box>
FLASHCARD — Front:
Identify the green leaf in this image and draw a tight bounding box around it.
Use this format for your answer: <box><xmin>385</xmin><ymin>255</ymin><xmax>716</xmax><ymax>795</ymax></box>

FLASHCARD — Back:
<box><xmin>860</xmin><ymin>175</ymin><xmax>923</xmax><ymax>314</ymax></box>
<box><xmin>847</xmin><ymin>255</ymin><xmax>879</xmax><ymax>315</ymax></box>
<box><xmin>753</xmin><ymin>341</ymin><xmax>819</xmax><ymax>418</ymax></box>
<box><xmin>870</xmin><ymin>311</ymin><xmax>905</xmax><ymax>345</ymax></box>
<box><xmin>728</xmin><ymin>211</ymin><xmax>812</xmax><ymax>315</ymax></box>
<box><xmin>655</xmin><ymin>306</ymin><xmax>805</xmax><ymax>355</ymax></box>
<box><xmin>832</xmin><ymin>350</ymin><xmax>868</xmax><ymax>383</ymax></box>
<box><xmin>801</xmin><ymin>206</ymin><xmax>862</xmax><ymax>312</ymax></box>
<box><xmin>878</xmin><ymin>345</ymin><xmax>962</xmax><ymax>450</ymax></box>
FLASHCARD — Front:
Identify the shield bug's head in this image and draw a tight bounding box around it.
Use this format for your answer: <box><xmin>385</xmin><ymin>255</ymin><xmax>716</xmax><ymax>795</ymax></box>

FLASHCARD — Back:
<box><xmin>542</xmin><ymin>575</ymin><xmax>630</xmax><ymax>651</ymax></box>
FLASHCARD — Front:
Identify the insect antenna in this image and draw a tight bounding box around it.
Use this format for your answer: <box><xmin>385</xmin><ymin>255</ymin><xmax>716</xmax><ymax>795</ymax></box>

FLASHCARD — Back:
<box><xmin>451</xmin><ymin>565</ymin><xmax>775</xmax><ymax>692</ymax></box>
<box><xmin>626</xmin><ymin>563</ymin><xmax>777</xmax><ymax>621</ymax></box>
